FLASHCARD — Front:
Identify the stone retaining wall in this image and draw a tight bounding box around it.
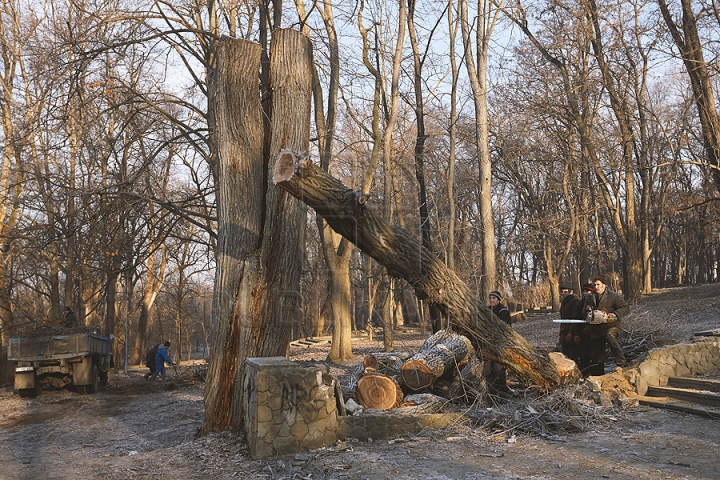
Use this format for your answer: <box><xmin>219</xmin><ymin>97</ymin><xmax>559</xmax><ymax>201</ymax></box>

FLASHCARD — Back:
<box><xmin>338</xmin><ymin>412</ymin><xmax>464</xmax><ymax>441</ymax></box>
<box><xmin>244</xmin><ymin>357</ymin><xmax>467</xmax><ymax>458</ymax></box>
<box><xmin>635</xmin><ymin>339</ymin><xmax>720</xmax><ymax>395</ymax></box>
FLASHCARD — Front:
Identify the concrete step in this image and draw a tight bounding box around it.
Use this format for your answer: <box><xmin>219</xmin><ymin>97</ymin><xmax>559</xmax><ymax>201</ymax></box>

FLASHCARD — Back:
<box><xmin>638</xmin><ymin>395</ymin><xmax>720</xmax><ymax>419</ymax></box>
<box><xmin>645</xmin><ymin>385</ymin><xmax>720</xmax><ymax>407</ymax></box>
<box><xmin>667</xmin><ymin>376</ymin><xmax>720</xmax><ymax>393</ymax></box>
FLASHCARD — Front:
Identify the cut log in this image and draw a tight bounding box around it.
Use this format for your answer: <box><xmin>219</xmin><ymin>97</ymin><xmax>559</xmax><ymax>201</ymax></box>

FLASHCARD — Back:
<box><xmin>341</xmin><ymin>352</ymin><xmax>411</xmax><ymax>397</ymax></box>
<box><xmin>401</xmin><ymin>330</ymin><xmax>474</xmax><ymax>391</ymax></box>
<box><xmin>548</xmin><ymin>352</ymin><xmax>582</xmax><ymax>385</ymax></box>
<box><xmin>355</xmin><ymin>372</ymin><xmax>404</xmax><ymax>409</ymax></box>
<box><xmin>273</xmin><ymin>150</ymin><xmax>560</xmax><ymax>390</ymax></box>
<box><xmin>446</xmin><ymin>355</ymin><xmax>487</xmax><ymax>402</ymax></box>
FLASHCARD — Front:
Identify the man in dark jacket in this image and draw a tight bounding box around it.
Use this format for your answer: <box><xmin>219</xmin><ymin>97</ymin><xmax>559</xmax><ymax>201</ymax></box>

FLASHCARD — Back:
<box><xmin>485</xmin><ymin>291</ymin><xmax>512</xmax><ymax>393</ymax></box>
<box><xmin>576</xmin><ymin>283</ymin><xmax>606</xmax><ymax>376</ymax></box>
<box><xmin>582</xmin><ymin>275</ymin><xmax>631</xmax><ymax>367</ymax></box>
<box><xmin>149</xmin><ymin>341</ymin><xmax>174</xmax><ymax>381</ymax></box>
<box><xmin>489</xmin><ymin>290</ymin><xmax>511</xmax><ymax>325</ymax></box>
<box><xmin>61</xmin><ymin>307</ymin><xmax>77</xmax><ymax>328</ymax></box>
<box><xmin>558</xmin><ymin>286</ymin><xmax>581</xmax><ymax>362</ymax></box>
<box><xmin>144</xmin><ymin>344</ymin><xmax>159</xmax><ymax>380</ymax></box>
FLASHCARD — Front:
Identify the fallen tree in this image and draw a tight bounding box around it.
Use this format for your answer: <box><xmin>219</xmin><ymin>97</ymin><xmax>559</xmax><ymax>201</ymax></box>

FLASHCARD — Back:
<box><xmin>273</xmin><ymin>150</ymin><xmax>560</xmax><ymax>390</ymax></box>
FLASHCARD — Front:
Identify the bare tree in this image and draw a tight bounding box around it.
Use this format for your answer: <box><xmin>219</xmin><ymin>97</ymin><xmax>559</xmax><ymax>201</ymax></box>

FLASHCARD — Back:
<box><xmin>459</xmin><ymin>0</ymin><xmax>503</xmax><ymax>300</ymax></box>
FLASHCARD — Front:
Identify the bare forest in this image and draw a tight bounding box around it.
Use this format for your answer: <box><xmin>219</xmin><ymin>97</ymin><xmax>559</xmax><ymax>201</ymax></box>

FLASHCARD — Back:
<box><xmin>0</xmin><ymin>0</ymin><xmax>719</xmax><ymax>440</ymax></box>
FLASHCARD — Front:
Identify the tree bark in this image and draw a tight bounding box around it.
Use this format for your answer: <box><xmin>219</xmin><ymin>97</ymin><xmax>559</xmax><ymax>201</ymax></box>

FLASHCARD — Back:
<box><xmin>273</xmin><ymin>151</ymin><xmax>560</xmax><ymax>390</ymax></box>
<box><xmin>204</xmin><ymin>30</ymin><xmax>312</xmax><ymax>434</ymax></box>
<box><xmin>401</xmin><ymin>330</ymin><xmax>474</xmax><ymax>391</ymax></box>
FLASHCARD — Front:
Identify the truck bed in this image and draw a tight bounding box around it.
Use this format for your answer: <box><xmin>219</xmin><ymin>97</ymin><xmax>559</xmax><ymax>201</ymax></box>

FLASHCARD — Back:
<box><xmin>7</xmin><ymin>331</ymin><xmax>111</xmax><ymax>361</ymax></box>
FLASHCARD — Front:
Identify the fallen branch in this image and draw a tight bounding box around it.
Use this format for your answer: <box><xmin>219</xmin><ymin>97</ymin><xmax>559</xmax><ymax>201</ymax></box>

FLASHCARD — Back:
<box><xmin>273</xmin><ymin>150</ymin><xmax>560</xmax><ymax>390</ymax></box>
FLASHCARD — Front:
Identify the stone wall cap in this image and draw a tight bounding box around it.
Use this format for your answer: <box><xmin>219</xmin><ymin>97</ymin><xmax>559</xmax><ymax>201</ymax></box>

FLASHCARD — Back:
<box><xmin>246</xmin><ymin>357</ymin><xmax>294</xmax><ymax>367</ymax></box>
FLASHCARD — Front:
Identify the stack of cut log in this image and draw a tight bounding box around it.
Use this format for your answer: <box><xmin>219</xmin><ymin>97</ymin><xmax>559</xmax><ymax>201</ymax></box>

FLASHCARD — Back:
<box><xmin>345</xmin><ymin>330</ymin><xmax>487</xmax><ymax>410</ymax></box>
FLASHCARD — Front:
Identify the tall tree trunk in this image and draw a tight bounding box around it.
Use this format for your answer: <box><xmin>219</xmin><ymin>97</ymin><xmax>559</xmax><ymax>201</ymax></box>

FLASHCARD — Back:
<box><xmin>132</xmin><ymin>245</ymin><xmax>167</xmax><ymax>364</ymax></box>
<box><xmin>658</xmin><ymin>0</ymin><xmax>720</xmax><ymax>192</ymax></box>
<box><xmin>295</xmin><ymin>0</ymin><xmax>353</xmax><ymax>361</ymax></box>
<box><xmin>204</xmin><ymin>30</ymin><xmax>312</xmax><ymax>434</ymax></box>
<box><xmin>459</xmin><ymin>0</ymin><xmax>501</xmax><ymax>300</ymax></box>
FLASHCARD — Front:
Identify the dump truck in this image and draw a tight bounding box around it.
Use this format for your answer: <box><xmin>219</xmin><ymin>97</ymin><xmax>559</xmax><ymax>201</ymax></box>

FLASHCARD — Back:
<box><xmin>7</xmin><ymin>327</ymin><xmax>114</xmax><ymax>397</ymax></box>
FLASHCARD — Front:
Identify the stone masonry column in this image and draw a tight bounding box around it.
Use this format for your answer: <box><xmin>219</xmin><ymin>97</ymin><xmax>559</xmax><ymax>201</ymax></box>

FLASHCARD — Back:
<box><xmin>244</xmin><ymin>357</ymin><xmax>339</xmax><ymax>459</ymax></box>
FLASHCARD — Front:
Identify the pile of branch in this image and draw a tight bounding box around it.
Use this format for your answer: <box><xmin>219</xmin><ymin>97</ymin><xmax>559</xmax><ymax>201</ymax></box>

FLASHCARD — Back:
<box><xmin>469</xmin><ymin>387</ymin><xmax>623</xmax><ymax>437</ymax></box>
<box><xmin>621</xmin><ymin>319</ymin><xmax>674</xmax><ymax>363</ymax></box>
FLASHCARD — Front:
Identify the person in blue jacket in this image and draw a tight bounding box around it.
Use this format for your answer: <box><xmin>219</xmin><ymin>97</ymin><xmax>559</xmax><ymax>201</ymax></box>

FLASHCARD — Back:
<box><xmin>149</xmin><ymin>341</ymin><xmax>174</xmax><ymax>381</ymax></box>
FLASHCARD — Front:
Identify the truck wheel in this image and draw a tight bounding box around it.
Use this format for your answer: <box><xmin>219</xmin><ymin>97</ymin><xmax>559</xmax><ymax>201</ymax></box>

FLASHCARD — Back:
<box><xmin>87</xmin><ymin>366</ymin><xmax>100</xmax><ymax>393</ymax></box>
<box><xmin>99</xmin><ymin>371</ymin><xmax>109</xmax><ymax>386</ymax></box>
<box><xmin>18</xmin><ymin>385</ymin><xmax>40</xmax><ymax>398</ymax></box>
<box><xmin>17</xmin><ymin>379</ymin><xmax>42</xmax><ymax>398</ymax></box>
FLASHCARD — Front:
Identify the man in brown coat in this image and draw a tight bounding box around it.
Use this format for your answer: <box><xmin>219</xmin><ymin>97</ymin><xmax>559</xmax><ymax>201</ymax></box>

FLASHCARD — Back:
<box><xmin>582</xmin><ymin>275</ymin><xmax>631</xmax><ymax>367</ymax></box>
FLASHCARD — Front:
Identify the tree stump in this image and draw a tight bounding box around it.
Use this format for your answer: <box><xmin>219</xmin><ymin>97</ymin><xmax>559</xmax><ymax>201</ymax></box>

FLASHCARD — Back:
<box><xmin>401</xmin><ymin>330</ymin><xmax>474</xmax><ymax>391</ymax></box>
<box><xmin>355</xmin><ymin>372</ymin><xmax>403</xmax><ymax>409</ymax></box>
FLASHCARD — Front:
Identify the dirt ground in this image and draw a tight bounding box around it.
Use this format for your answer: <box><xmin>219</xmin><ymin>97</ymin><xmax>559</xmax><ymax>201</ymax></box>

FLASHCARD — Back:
<box><xmin>2</xmin><ymin>284</ymin><xmax>720</xmax><ymax>479</ymax></box>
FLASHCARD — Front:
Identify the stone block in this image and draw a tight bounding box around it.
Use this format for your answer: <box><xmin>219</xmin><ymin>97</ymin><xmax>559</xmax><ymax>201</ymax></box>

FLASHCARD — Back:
<box><xmin>639</xmin><ymin>361</ymin><xmax>657</xmax><ymax>379</ymax></box>
<box><xmin>290</xmin><ymin>419</ymin><xmax>309</xmax><ymax>439</ymax></box>
<box><xmin>245</xmin><ymin>357</ymin><xmax>338</xmax><ymax>459</ymax></box>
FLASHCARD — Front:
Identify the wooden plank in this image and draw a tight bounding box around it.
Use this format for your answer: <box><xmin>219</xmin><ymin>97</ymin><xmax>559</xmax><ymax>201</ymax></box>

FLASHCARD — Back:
<box><xmin>638</xmin><ymin>396</ymin><xmax>720</xmax><ymax>419</ymax></box>
<box><xmin>667</xmin><ymin>376</ymin><xmax>720</xmax><ymax>393</ymax></box>
<box><xmin>646</xmin><ymin>386</ymin><xmax>720</xmax><ymax>407</ymax></box>
<box><xmin>694</xmin><ymin>329</ymin><xmax>720</xmax><ymax>337</ymax></box>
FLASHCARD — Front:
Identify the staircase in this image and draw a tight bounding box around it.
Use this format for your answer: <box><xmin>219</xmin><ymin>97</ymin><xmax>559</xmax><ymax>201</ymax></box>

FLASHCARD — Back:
<box><xmin>638</xmin><ymin>376</ymin><xmax>720</xmax><ymax>418</ymax></box>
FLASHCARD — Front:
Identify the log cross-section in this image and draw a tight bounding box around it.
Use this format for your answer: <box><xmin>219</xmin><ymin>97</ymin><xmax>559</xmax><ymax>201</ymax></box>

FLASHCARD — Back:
<box><xmin>273</xmin><ymin>150</ymin><xmax>560</xmax><ymax>390</ymax></box>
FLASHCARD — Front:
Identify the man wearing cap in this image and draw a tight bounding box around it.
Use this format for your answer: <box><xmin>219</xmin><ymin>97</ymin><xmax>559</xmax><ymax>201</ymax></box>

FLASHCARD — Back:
<box><xmin>485</xmin><ymin>291</ymin><xmax>512</xmax><ymax>394</ymax></box>
<box><xmin>558</xmin><ymin>286</ymin><xmax>581</xmax><ymax>362</ymax></box>
<box><xmin>582</xmin><ymin>275</ymin><xmax>631</xmax><ymax>367</ymax></box>
<box><xmin>488</xmin><ymin>291</ymin><xmax>511</xmax><ymax>325</ymax></box>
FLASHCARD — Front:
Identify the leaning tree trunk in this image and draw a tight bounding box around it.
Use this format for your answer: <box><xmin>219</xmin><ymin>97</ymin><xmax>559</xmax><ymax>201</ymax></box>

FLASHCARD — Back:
<box><xmin>273</xmin><ymin>150</ymin><xmax>560</xmax><ymax>390</ymax></box>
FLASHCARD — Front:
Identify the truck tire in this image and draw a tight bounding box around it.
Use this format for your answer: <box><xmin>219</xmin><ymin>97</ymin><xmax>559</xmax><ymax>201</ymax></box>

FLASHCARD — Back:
<box><xmin>99</xmin><ymin>370</ymin><xmax>109</xmax><ymax>386</ymax></box>
<box><xmin>18</xmin><ymin>382</ymin><xmax>41</xmax><ymax>398</ymax></box>
<box><xmin>86</xmin><ymin>365</ymin><xmax>100</xmax><ymax>394</ymax></box>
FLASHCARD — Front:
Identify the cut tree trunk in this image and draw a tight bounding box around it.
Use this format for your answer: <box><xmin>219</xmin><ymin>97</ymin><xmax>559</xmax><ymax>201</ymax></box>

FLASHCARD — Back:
<box><xmin>355</xmin><ymin>372</ymin><xmax>404</xmax><ymax>409</ymax></box>
<box><xmin>342</xmin><ymin>352</ymin><xmax>410</xmax><ymax>397</ymax></box>
<box><xmin>401</xmin><ymin>330</ymin><xmax>474</xmax><ymax>391</ymax></box>
<box><xmin>446</xmin><ymin>356</ymin><xmax>487</xmax><ymax>401</ymax></box>
<box><xmin>273</xmin><ymin>150</ymin><xmax>560</xmax><ymax>390</ymax></box>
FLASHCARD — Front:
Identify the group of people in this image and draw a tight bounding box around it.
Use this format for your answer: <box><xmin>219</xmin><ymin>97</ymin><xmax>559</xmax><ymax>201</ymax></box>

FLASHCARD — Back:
<box><xmin>485</xmin><ymin>276</ymin><xmax>630</xmax><ymax>390</ymax></box>
<box><xmin>144</xmin><ymin>341</ymin><xmax>176</xmax><ymax>381</ymax></box>
<box><xmin>558</xmin><ymin>275</ymin><xmax>630</xmax><ymax>376</ymax></box>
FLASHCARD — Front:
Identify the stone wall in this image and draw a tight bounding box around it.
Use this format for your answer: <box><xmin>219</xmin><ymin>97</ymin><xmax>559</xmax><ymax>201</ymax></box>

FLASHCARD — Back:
<box><xmin>635</xmin><ymin>339</ymin><xmax>720</xmax><ymax>395</ymax></box>
<box><xmin>244</xmin><ymin>357</ymin><xmax>468</xmax><ymax>458</ymax></box>
<box><xmin>338</xmin><ymin>412</ymin><xmax>464</xmax><ymax>441</ymax></box>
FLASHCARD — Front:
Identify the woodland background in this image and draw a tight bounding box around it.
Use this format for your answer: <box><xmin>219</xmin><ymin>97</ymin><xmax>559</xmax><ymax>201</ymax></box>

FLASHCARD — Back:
<box><xmin>0</xmin><ymin>0</ymin><xmax>718</xmax><ymax>396</ymax></box>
